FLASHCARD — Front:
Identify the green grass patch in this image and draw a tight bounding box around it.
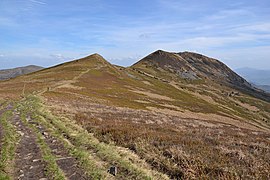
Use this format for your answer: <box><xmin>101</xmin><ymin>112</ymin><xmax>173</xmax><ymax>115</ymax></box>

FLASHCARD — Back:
<box><xmin>0</xmin><ymin>108</ymin><xmax>20</xmax><ymax>179</ymax></box>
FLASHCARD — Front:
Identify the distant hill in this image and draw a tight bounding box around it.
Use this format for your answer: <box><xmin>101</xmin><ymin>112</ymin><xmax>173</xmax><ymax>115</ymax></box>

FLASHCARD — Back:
<box><xmin>235</xmin><ymin>67</ymin><xmax>270</xmax><ymax>85</ymax></box>
<box><xmin>0</xmin><ymin>65</ymin><xmax>43</xmax><ymax>80</ymax></box>
<box><xmin>235</xmin><ymin>67</ymin><xmax>270</xmax><ymax>93</ymax></box>
<box><xmin>254</xmin><ymin>84</ymin><xmax>270</xmax><ymax>93</ymax></box>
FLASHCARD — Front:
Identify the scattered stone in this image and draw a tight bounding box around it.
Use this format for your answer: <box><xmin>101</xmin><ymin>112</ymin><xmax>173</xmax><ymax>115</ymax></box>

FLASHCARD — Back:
<box><xmin>17</xmin><ymin>131</ymin><xmax>25</xmax><ymax>136</ymax></box>
<box><xmin>42</xmin><ymin>132</ymin><xmax>49</xmax><ymax>136</ymax></box>
<box><xmin>108</xmin><ymin>166</ymin><xmax>117</xmax><ymax>176</ymax></box>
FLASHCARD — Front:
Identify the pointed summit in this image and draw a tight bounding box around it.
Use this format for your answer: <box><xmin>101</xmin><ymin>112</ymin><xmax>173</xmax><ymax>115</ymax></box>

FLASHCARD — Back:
<box><xmin>76</xmin><ymin>53</ymin><xmax>109</xmax><ymax>64</ymax></box>
<box><xmin>132</xmin><ymin>49</ymin><xmax>180</xmax><ymax>67</ymax></box>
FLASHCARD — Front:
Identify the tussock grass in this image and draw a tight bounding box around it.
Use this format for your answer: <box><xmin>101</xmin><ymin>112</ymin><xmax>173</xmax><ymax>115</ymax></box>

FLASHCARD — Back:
<box><xmin>0</xmin><ymin>108</ymin><xmax>19</xmax><ymax>180</ymax></box>
<box><xmin>73</xmin><ymin>104</ymin><xmax>270</xmax><ymax>179</ymax></box>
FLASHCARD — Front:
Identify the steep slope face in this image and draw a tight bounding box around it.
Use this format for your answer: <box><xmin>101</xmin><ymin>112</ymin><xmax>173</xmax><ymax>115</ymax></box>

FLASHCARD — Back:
<box><xmin>132</xmin><ymin>50</ymin><xmax>270</xmax><ymax>102</ymax></box>
<box><xmin>0</xmin><ymin>65</ymin><xmax>43</xmax><ymax>80</ymax></box>
<box><xmin>133</xmin><ymin>50</ymin><xmax>248</xmax><ymax>85</ymax></box>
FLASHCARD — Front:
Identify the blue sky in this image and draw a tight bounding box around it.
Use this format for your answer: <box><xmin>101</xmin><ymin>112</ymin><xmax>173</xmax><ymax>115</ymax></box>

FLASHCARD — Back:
<box><xmin>0</xmin><ymin>0</ymin><xmax>270</xmax><ymax>69</ymax></box>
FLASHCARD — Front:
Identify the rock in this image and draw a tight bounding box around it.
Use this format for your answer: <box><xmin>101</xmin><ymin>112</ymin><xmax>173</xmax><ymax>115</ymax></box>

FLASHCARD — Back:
<box><xmin>17</xmin><ymin>131</ymin><xmax>24</xmax><ymax>136</ymax></box>
<box><xmin>108</xmin><ymin>166</ymin><xmax>117</xmax><ymax>176</ymax></box>
<box><xmin>42</xmin><ymin>132</ymin><xmax>49</xmax><ymax>137</ymax></box>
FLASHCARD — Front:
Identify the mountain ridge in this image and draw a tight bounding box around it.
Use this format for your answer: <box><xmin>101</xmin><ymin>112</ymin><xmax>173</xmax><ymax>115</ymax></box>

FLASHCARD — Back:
<box><xmin>0</xmin><ymin>65</ymin><xmax>43</xmax><ymax>80</ymax></box>
<box><xmin>132</xmin><ymin>50</ymin><xmax>270</xmax><ymax>102</ymax></box>
<box><xmin>0</xmin><ymin>50</ymin><xmax>270</xmax><ymax>179</ymax></box>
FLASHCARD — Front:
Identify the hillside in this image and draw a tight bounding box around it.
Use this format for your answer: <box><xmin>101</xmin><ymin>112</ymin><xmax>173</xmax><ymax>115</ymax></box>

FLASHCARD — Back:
<box><xmin>133</xmin><ymin>50</ymin><xmax>270</xmax><ymax>102</ymax></box>
<box><xmin>0</xmin><ymin>65</ymin><xmax>43</xmax><ymax>80</ymax></box>
<box><xmin>0</xmin><ymin>52</ymin><xmax>269</xmax><ymax>179</ymax></box>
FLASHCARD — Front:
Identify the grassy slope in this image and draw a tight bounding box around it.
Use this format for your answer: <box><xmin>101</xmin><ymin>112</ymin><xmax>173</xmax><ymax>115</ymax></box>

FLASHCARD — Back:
<box><xmin>0</xmin><ymin>54</ymin><xmax>269</xmax><ymax>179</ymax></box>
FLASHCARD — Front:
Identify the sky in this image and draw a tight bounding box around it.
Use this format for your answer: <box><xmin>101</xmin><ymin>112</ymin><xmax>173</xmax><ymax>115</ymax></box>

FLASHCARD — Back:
<box><xmin>0</xmin><ymin>0</ymin><xmax>270</xmax><ymax>69</ymax></box>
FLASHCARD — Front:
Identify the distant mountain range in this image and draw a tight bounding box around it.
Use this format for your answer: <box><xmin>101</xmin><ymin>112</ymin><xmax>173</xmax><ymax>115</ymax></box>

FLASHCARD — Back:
<box><xmin>0</xmin><ymin>65</ymin><xmax>43</xmax><ymax>80</ymax></box>
<box><xmin>235</xmin><ymin>67</ymin><xmax>270</xmax><ymax>93</ymax></box>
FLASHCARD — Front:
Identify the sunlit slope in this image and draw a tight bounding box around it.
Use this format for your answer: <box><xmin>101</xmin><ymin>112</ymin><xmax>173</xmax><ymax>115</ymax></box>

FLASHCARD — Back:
<box><xmin>0</xmin><ymin>52</ymin><xmax>269</xmax><ymax>130</ymax></box>
<box><xmin>1</xmin><ymin>51</ymin><xmax>270</xmax><ymax>179</ymax></box>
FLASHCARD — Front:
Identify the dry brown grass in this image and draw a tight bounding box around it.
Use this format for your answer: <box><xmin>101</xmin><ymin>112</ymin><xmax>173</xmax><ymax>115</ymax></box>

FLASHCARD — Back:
<box><xmin>76</xmin><ymin>112</ymin><xmax>270</xmax><ymax>179</ymax></box>
<box><xmin>45</xmin><ymin>97</ymin><xmax>270</xmax><ymax>179</ymax></box>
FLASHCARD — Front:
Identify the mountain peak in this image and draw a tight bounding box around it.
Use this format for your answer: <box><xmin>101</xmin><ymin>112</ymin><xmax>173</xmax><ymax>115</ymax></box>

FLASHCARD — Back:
<box><xmin>82</xmin><ymin>53</ymin><xmax>106</xmax><ymax>61</ymax></box>
<box><xmin>87</xmin><ymin>53</ymin><xmax>103</xmax><ymax>58</ymax></box>
<box><xmin>152</xmin><ymin>49</ymin><xmax>169</xmax><ymax>54</ymax></box>
<box><xmin>70</xmin><ymin>53</ymin><xmax>110</xmax><ymax>66</ymax></box>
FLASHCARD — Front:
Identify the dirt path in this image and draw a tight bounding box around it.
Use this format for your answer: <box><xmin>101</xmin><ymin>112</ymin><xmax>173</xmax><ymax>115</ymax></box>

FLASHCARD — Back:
<box><xmin>37</xmin><ymin>69</ymin><xmax>90</xmax><ymax>96</ymax></box>
<box><xmin>0</xmin><ymin>99</ymin><xmax>93</xmax><ymax>179</ymax></box>
<box><xmin>11</xmin><ymin>113</ymin><xmax>47</xmax><ymax>180</ymax></box>
<box><xmin>32</xmin><ymin>117</ymin><xmax>89</xmax><ymax>180</ymax></box>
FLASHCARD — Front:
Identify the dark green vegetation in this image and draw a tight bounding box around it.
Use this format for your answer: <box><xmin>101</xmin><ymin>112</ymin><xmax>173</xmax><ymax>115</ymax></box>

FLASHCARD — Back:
<box><xmin>0</xmin><ymin>50</ymin><xmax>269</xmax><ymax>179</ymax></box>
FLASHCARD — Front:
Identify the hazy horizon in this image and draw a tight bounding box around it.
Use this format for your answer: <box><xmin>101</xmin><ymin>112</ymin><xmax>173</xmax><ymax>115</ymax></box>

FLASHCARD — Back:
<box><xmin>1</xmin><ymin>0</ymin><xmax>270</xmax><ymax>69</ymax></box>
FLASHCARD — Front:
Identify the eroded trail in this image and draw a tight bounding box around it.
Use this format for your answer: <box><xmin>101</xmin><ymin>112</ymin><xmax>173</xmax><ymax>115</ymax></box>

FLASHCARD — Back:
<box><xmin>29</xmin><ymin>115</ymin><xmax>89</xmax><ymax>180</ymax></box>
<box><xmin>12</xmin><ymin>113</ymin><xmax>47</xmax><ymax>180</ymax></box>
<box><xmin>1</xmin><ymin>96</ymin><xmax>169</xmax><ymax>179</ymax></box>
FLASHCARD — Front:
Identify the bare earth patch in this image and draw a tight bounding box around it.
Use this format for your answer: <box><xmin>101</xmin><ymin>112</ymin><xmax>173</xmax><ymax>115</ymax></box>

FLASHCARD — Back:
<box><xmin>130</xmin><ymin>90</ymin><xmax>174</xmax><ymax>101</ymax></box>
<box><xmin>229</xmin><ymin>98</ymin><xmax>260</xmax><ymax>112</ymax></box>
<box><xmin>142</xmin><ymin>81</ymin><xmax>152</xmax><ymax>86</ymax></box>
<box><xmin>56</xmin><ymin>83</ymin><xmax>84</xmax><ymax>90</ymax></box>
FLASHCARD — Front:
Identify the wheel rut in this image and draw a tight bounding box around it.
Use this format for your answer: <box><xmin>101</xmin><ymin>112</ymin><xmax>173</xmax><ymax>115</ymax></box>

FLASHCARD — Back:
<box><xmin>28</xmin><ymin>115</ymin><xmax>90</xmax><ymax>180</ymax></box>
<box><xmin>12</xmin><ymin>113</ymin><xmax>47</xmax><ymax>180</ymax></box>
